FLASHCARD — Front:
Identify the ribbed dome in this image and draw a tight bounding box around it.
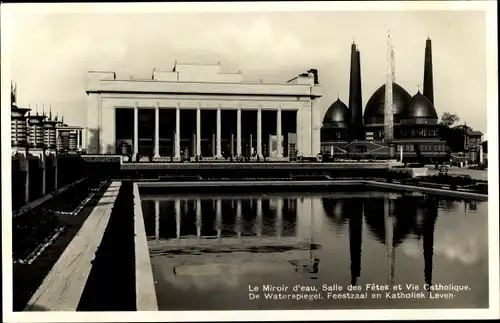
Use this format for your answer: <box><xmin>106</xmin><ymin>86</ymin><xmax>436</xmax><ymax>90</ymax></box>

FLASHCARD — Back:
<box><xmin>363</xmin><ymin>83</ymin><xmax>412</xmax><ymax>125</ymax></box>
<box><xmin>401</xmin><ymin>91</ymin><xmax>438</xmax><ymax>119</ymax></box>
<box><xmin>323</xmin><ymin>99</ymin><xmax>350</xmax><ymax>126</ymax></box>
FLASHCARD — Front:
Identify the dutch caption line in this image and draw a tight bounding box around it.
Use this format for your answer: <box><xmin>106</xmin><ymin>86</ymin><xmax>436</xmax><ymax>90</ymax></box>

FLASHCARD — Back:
<box><xmin>248</xmin><ymin>283</ymin><xmax>471</xmax><ymax>301</ymax></box>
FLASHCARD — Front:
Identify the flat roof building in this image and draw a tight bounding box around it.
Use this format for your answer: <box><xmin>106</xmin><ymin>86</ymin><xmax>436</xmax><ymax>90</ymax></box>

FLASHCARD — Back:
<box><xmin>85</xmin><ymin>62</ymin><xmax>322</xmax><ymax>159</ymax></box>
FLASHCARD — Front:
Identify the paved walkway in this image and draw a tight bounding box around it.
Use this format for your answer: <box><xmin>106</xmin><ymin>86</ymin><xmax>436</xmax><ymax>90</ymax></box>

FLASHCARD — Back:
<box><xmin>24</xmin><ymin>182</ymin><xmax>121</xmax><ymax>311</ymax></box>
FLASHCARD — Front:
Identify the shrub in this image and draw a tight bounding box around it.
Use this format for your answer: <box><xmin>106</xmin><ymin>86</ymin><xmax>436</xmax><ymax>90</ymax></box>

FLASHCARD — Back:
<box><xmin>13</xmin><ymin>208</ymin><xmax>60</xmax><ymax>261</ymax></box>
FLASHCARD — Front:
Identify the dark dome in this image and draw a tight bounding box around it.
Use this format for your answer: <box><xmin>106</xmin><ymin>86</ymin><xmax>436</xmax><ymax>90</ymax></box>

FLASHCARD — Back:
<box><xmin>323</xmin><ymin>98</ymin><xmax>350</xmax><ymax>127</ymax></box>
<box><xmin>401</xmin><ymin>91</ymin><xmax>438</xmax><ymax>119</ymax></box>
<box><xmin>364</xmin><ymin>83</ymin><xmax>412</xmax><ymax>125</ymax></box>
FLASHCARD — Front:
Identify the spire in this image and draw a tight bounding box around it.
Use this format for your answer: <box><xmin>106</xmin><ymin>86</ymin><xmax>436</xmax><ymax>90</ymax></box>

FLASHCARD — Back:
<box><xmin>391</xmin><ymin>44</ymin><xmax>396</xmax><ymax>82</ymax></box>
<box><xmin>423</xmin><ymin>37</ymin><xmax>434</xmax><ymax>104</ymax></box>
<box><xmin>49</xmin><ymin>105</ymin><xmax>52</xmax><ymax>120</ymax></box>
<box><xmin>384</xmin><ymin>32</ymin><xmax>395</xmax><ymax>151</ymax></box>
<box><xmin>349</xmin><ymin>41</ymin><xmax>363</xmax><ymax>140</ymax></box>
<box><xmin>35</xmin><ymin>104</ymin><xmax>38</xmax><ymax>115</ymax></box>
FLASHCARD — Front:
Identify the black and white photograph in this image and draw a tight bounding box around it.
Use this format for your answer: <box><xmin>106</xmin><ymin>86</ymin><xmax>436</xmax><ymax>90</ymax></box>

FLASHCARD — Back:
<box><xmin>1</xmin><ymin>1</ymin><xmax>498</xmax><ymax>322</ymax></box>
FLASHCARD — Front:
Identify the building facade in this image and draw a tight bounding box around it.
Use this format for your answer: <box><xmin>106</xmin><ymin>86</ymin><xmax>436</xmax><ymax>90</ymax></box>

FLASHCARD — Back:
<box><xmin>321</xmin><ymin>37</ymin><xmax>448</xmax><ymax>163</ymax></box>
<box><xmin>86</xmin><ymin>63</ymin><xmax>322</xmax><ymax>159</ymax></box>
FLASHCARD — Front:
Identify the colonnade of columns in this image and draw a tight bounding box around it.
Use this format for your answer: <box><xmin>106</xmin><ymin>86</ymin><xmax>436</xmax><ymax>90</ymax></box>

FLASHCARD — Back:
<box><xmin>152</xmin><ymin>198</ymin><xmax>285</xmax><ymax>241</ymax></box>
<box><xmin>132</xmin><ymin>103</ymin><xmax>285</xmax><ymax>159</ymax></box>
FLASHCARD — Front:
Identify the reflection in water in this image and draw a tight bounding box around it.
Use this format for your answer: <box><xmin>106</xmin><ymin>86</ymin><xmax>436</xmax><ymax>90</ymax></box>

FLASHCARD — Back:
<box><xmin>141</xmin><ymin>193</ymin><xmax>487</xmax><ymax>309</ymax></box>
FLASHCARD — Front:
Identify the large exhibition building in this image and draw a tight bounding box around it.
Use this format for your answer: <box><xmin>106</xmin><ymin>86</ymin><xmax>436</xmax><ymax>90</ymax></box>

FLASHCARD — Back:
<box><xmin>86</xmin><ymin>64</ymin><xmax>322</xmax><ymax>160</ymax></box>
<box><xmin>85</xmin><ymin>36</ymin><xmax>447</xmax><ymax>162</ymax></box>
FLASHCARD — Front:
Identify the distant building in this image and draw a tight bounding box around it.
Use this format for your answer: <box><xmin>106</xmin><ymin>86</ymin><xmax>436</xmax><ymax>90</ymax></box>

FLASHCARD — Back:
<box><xmin>55</xmin><ymin>117</ymin><xmax>84</xmax><ymax>153</ymax></box>
<box><xmin>10</xmin><ymin>83</ymin><xmax>30</xmax><ymax>156</ymax></box>
<box><xmin>9</xmin><ymin>82</ymin><xmax>84</xmax><ymax>156</ymax></box>
<box><xmin>465</xmin><ymin>129</ymin><xmax>483</xmax><ymax>150</ymax></box>
<box><xmin>464</xmin><ymin>129</ymin><xmax>484</xmax><ymax>163</ymax></box>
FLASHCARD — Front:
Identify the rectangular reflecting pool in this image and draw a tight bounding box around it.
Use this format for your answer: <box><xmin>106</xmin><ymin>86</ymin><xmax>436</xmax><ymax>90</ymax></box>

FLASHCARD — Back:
<box><xmin>140</xmin><ymin>190</ymin><xmax>488</xmax><ymax>310</ymax></box>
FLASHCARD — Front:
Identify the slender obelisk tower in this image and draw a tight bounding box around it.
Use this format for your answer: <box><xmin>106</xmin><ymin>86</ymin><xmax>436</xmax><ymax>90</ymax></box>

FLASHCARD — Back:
<box><xmin>423</xmin><ymin>37</ymin><xmax>434</xmax><ymax>105</ymax></box>
<box><xmin>349</xmin><ymin>42</ymin><xmax>363</xmax><ymax>140</ymax></box>
<box><xmin>384</xmin><ymin>31</ymin><xmax>395</xmax><ymax>158</ymax></box>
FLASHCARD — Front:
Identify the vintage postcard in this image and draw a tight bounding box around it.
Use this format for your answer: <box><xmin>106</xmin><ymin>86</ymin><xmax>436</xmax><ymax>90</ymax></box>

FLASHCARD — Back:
<box><xmin>1</xmin><ymin>1</ymin><xmax>498</xmax><ymax>322</ymax></box>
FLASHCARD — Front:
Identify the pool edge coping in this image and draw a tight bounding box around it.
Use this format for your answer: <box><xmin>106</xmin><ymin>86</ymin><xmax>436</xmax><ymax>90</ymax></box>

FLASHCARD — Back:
<box><xmin>136</xmin><ymin>180</ymin><xmax>488</xmax><ymax>201</ymax></box>
<box><xmin>133</xmin><ymin>182</ymin><xmax>159</xmax><ymax>311</ymax></box>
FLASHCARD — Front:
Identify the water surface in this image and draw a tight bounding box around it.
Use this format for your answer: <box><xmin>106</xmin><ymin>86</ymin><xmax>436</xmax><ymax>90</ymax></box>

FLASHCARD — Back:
<box><xmin>141</xmin><ymin>191</ymin><xmax>488</xmax><ymax>310</ymax></box>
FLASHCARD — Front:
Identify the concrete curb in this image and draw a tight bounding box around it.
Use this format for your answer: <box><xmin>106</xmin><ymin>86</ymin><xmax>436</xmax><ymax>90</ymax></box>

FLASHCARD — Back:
<box><xmin>364</xmin><ymin>181</ymin><xmax>488</xmax><ymax>201</ymax></box>
<box><xmin>133</xmin><ymin>183</ymin><xmax>158</xmax><ymax>311</ymax></box>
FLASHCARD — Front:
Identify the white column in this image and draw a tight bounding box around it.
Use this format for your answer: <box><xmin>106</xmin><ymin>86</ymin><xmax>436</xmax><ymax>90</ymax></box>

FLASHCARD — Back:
<box><xmin>192</xmin><ymin>132</ymin><xmax>196</xmax><ymax>158</ymax></box>
<box><xmin>257</xmin><ymin>107</ymin><xmax>262</xmax><ymax>158</ymax></box>
<box><xmin>399</xmin><ymin>145</ymin><xmax>403</xmax><ymax>162</ymax></box>
<box><xmin>76</xmin><ymin>130</ymin><xmax>81</xmax><ymax>151</ymax></box>
<box><xmin>155</xmin><ymin>200</ymin><xmax>160</xmax><ymax>242</ymax></box>
<box><xmin>79</xmin><ymin>130</ymin><xmax>83</xmax><ymax>150</ymax></box>
<box><xmin>154</xmin><ymin>103</ymin><xmax>160</xmax><ymax>158</ymax></box>
<box><xmin>216</xmin><ymin>199</ymin><xmax>222</xmax><ymax>240</ymax></box>
<box><xmin>175</xmin><ymin>103</ymin><xmax>180</xmax><ymax>159</ymax></box>
<box><xmin>216</xmin><ymin>106</ymin><xmax>222</xmax><ymax>158</ymax></box>
<box><xmin>295</xmin><ymin>109</ymin><xmax>301</xmax><ymax>156</ymax></box>
<box><xmin>175</xmin><ymin>199</ymin><xmax>181</xmax><ymax>240</ymax></box>
<box><xmin>230</xmin><ymin>133</ymin><xmax>234</xmax><ymax>157</ymax></box>
<box><xmin>133</xmin><ymin>102</ymin><xmax>139</xmax><ymax>158</ymax></box>
<box><xmin>256</xmin><ymin>198</ymin><xmax>262</xmax><ymax>238</ymax></box>
<box><xmin>196</xmin><ymin>199</ymin><xmax>202</xmax><ymax>240</ymax></box>
<box><xmin>268</xmin><ymin>134</ymin><xmax>272</xmax><ymax>156</ymax></box>
<box><xmin>276</xmin><ymin>198</ymin><xmax>283</xmax><ymax>239</ymax></box>
<box><xmin>236</xmin><ymin>200</ymin><xmax>242</xmax><ymax>239</ymax></box>
<box><xmin>249</xmin><ymin>134</ymin><xmax>253</xmax><ymax>156</ymax></box>
<box><xmin>277</xmin><ymin>108</ymin><xmax>282</xmax><ymax>158</ymax></box>
<box><xmin>212</xmin><ymin>133</ymin><xmax>216</xmax><ymax>156</ymax></box>
<box><xmin>236</xmin><ymin>108</ymin><xmax>242</xmax><ymax>157</ymax></box>
<box><xmin>196</xmin><ymin>106</ymin><xmax>201</xmax><ymax>157</ymax></box>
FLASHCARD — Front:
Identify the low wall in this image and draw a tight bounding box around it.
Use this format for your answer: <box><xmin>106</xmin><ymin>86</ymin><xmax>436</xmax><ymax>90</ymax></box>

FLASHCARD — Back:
<box><xmin>121</xmin><ymin>162</ymin><xmax>390</xmax><ymax>170</ymax></box>
<box><xmin>137</xmin><ymin>179</ymin><xmax>488</xmax><ymax>200</ymax></box>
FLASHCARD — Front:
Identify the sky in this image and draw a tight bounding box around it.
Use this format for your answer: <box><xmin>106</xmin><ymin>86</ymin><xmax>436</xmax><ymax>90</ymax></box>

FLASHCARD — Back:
<box><xmin>4</xmin><ymin>5</ymin><xmax>490</xmax><ymax>138</ymax></box>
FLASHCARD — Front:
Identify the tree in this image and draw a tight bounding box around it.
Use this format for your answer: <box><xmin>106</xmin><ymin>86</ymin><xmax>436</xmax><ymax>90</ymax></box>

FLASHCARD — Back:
<box><xmin>440</xmin><ymin>112</ymin><xmax>460</xmax><ymax>127</ymax></box>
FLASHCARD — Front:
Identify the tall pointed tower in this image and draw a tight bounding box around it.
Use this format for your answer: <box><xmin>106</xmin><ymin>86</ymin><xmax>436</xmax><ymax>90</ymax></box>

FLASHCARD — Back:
<box><xmin>356</xmin><ymin>47</ymin><xmax>363</xmax><ymax>137</ymax></box>
<box><xmin>349</xmin><ymin>42</ymin><xmax>363</xmax><ymax>140</ymax></box>
<box><xmin>423</xmin><ymin>37</ymin><xmax>434</xmax><ymax>105</ymax></box>
<box><xmin>384</xmin><ymin>32</ymin><xmax>395</xmax><ymax>158</ymax></box>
